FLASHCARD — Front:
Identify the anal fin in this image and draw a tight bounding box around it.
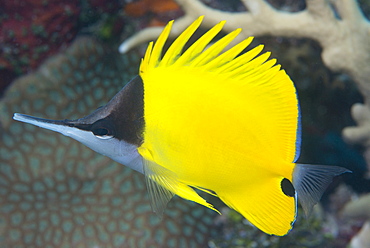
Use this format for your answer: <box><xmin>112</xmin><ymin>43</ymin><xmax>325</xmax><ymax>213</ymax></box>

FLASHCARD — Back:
<box><xmin>218</xmin><ymin>177</ymin><xmax>297</xmax><ymax>236</ymax></box>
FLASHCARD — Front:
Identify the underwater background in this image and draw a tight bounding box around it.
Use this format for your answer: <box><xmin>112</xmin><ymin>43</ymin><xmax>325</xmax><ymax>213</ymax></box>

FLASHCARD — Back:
<box><xmin>1</xmin><ymin>0</ymin><xmax>370</xmax><ymax>247</ymax></box>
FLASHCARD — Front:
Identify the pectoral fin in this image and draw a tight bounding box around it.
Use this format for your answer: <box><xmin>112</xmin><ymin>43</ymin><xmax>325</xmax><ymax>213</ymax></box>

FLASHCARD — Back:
<box><xmin>142</xmin><ymin>158</ymin><xmax>219</xmax><ymax>216</ymax></box>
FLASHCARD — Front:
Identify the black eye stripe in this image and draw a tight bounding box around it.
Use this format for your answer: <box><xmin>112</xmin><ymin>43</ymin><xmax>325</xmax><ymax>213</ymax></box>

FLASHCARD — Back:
<box><xmin>67</xmin><ymin>76</ymin><xmax>144</xmax><ymax>144</ymax></box>
<box><xmin>92</xmin><ymin>127</ymin><xmax>109</xmax><ymax>136</ymax></box>
<box><xmin>91</xmin><ymin>119</ymin><xmax>114</xmax><ymax>137</ymax></box>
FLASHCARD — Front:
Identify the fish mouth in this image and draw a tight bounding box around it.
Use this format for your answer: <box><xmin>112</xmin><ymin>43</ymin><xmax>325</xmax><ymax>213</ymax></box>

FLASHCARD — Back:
<box><xmin>14</xmin><ymin>113</ymin><xmax>68</xmax><ymax>125</ymax></box>
<box><xmin>12</xmin><ymin>113</ymin><xmax>81</xmax><ymax>133</ymax></box>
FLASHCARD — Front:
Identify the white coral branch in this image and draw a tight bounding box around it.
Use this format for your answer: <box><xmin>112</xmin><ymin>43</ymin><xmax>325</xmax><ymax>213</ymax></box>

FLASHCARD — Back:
<box><xmin>119</xmin><ymin>15</ymin><xmax>198</xmax><ymax>53</ymax></box>
<box><xmin>120</xmin><ymin>0</ymin><xmax>369</xmax><ymax>78</ymax></box>
<box><xmin>349</xmin><ymin>221</ymin><xmax>370</xmax><ymax>248</ymax></box>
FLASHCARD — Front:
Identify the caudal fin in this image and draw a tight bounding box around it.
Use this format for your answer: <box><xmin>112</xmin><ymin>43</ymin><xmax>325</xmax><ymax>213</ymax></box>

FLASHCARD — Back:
<box><xmin>293</xmin><ymin>164</ymin><xmax>350</xmax><ymax>215</ymax></box>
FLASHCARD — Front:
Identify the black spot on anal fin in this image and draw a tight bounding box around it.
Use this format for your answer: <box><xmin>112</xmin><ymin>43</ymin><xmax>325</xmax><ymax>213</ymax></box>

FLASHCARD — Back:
<box><xmin>281</xmin><ymin>178</ymin><xmax>295</xmax><ymax>197</ymax></box>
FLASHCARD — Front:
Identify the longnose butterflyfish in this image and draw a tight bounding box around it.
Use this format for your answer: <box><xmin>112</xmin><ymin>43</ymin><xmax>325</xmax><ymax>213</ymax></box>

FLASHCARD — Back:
<box><xmin>13</xmin><ymin>16</ymin><xmax>349</xmax><ymax>236</ymax></box>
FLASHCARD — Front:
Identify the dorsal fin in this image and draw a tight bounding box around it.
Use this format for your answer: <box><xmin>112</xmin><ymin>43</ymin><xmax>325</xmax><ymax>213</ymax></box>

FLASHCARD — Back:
<box><xmin>139</xmin><ymin>16</ymin><xmax>301</xmax><ymax>166</ymax></box>
<box><xmin>140</xmin><ymin>16</ymin><xmax>263</xmax><ymax>79</ymax></box>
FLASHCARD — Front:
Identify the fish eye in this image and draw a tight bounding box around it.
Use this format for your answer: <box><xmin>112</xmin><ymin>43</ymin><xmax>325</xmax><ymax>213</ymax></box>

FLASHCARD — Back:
<box><xmin>91</xmin><ymin>119</ymin><xmax>115</xmax><ymax>139</ymax></box>
<box><xmin>93</xmin><ymin>127</ymin><xmax>109</xmax><ymax>136</ymax></box>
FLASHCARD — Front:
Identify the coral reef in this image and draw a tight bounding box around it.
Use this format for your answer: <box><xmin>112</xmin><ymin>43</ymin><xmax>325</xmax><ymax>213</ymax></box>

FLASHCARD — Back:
<box><xmin>0</xmin><ymin>1</ymin><xmax>80</xmax><ymax>81</ymax></box>
<box><xmin>345</xmin><ymin>104</ymin><xmax>370</xmax><ymax>178</ymax></box>
<box><xmin>322</xmin><ymin>184</ymin><xmax>364</xmax><ymax>247</ymax></box>
<box><xmin>0</xmin><ymin>37</ymin><xmax>216</xmax><ymax>247</ymax></box>
<box><xmin>125</xmin><ymin>0</ymin><xmax>180</xmax><ymax>19</ymax></box>
<box><xmin>120</xmin><ymin>0</ymin><xmax>369</xmax><ymax>81</ymax></box>
<box><xmin>123</xmin><ymin>0</ymin><xmax>184</xmax><ymax>35</ymax></box>
<box><xmin>343</xmin><ymin>193</ymin><xmax>370</xmax><ymax>248</ymax></box>
<box><xmin>349</xmin><ymin>222</ymin><xmax>370</xmax><ymax>248</ymax></box>
<box><xmin>343</xmin><ymin>193</ymin><xmax>370</xmax><ymax>220</ymax></box>
<box><xmin>0</xmin><ymin>0</ymin><xmax>123</xmax><ymax>93</ymax></box>
<box><xmin>1</xmin><ymin>0</ymin><xmax>368</xmax><ymax>246</ymax></box>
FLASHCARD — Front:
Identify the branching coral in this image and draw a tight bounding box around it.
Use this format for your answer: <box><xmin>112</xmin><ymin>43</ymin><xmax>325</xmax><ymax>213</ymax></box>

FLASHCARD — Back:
<box><xmin>343</xmin><ymin>193</ymin><xmax>370</xmax><ymax>248</ymax></box>
<box><xmin>350</xmin><ymin>222</ymin><xmax>370</xmax><ymax>248</ymax></box>
<box><xmin>120</xmin><ymin>0</ymin><xmax>370</xmax><ymax>171</ymax></box>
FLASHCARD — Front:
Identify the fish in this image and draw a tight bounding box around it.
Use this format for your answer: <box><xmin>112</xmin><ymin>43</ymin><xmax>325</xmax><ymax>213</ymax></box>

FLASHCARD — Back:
<box><xmin>13</xmin><ymin>16</ymin><xmax>349</xmax><ymax>236</ymax></box>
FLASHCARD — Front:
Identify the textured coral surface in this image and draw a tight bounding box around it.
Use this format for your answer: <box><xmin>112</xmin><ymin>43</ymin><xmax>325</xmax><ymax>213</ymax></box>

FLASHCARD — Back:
<box><xmin>0</xmin><ymin>37</ymin><xmax>216</xmax><ymax>247</ymax></box>
<box><xmin>0</xmin><ymin>0</ymin><xmax>123</xmax><ymax>92</ymax></box>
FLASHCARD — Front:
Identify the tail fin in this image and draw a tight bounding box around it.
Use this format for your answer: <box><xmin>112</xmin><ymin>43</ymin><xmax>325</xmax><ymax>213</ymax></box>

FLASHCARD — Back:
<box><xmin>293</xmin><ymin>164</ymin><xmax>350</xmax><ymax>215</ymax></box>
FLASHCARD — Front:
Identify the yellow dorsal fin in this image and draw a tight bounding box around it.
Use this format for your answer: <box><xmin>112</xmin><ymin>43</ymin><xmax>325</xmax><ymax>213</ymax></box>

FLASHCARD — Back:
<box><xmin>148</xmin><ymin>20</ymin><xmax>173</xmax><ymax>69</ymax></box>
<box><xmin>202</xmin><ymin>36</ymin><xmax>253</xmax><ymax>71</ymax></box>
<box><xmin>139</xmin><ymin>16</ymin><xmax>300</xmax><ymax>165</ymax></box>
<box><xmin>160</xmin><ymin>17</ymin><xmax>203</xmax><ymax>66</ymax></box>
<box><xmin>175</xmin><ymin>20</ymin><xmax>226</xmax><ymax>67</ymax></box>
<box><xmin>187</xmin><ymin>28</ymin><xmax>241</xmax><ymax>67</ymax></box>
<box><xmin>139</xmin><ymin>16</ymin><xmax>280</xmax><ymax>85</ymax></box>
<box><xmin>140</xmin><ymin>16</ymin><xmax>259</xmax><ymax>78</ymax></box>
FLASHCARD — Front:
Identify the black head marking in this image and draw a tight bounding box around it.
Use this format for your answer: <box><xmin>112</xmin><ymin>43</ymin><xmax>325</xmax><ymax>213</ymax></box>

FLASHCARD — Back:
<box><xmin>109</xmin><ymin>75</ymin><xmax>144</xmax><ymax>145</ymax></box>
<box><xmin>91</xmin><ymin>119</ymin><xmax>115</xmax><ymax>137</ymax></box>
<box><xmin>66</xmin><ymin>75</ymin><xmax>144</xmax><ymax>145</ymax></box>
<box><xmin>281</xmin><ymin>178</ymin><xmax>295</xmax><ymax>197</ymax></box>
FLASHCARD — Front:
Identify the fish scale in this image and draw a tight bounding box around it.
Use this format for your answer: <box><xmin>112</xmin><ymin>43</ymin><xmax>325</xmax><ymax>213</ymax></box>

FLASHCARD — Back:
<box><xmin>0</xmin><ymin>37</ymin><xmax>216</xmax><ymax>247</ymax></box>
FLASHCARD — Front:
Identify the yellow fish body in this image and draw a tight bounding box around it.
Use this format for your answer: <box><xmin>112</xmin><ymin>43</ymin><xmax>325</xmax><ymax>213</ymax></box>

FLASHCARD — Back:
<box><xmin>138</xmin><ymin>16</ymin><xmax>347</xmax><ymax>235</ymax></box>
<box><xmin>13</xmin><ymin>16</ymin><xmax>349</xmax><ymax>236</ymax></box>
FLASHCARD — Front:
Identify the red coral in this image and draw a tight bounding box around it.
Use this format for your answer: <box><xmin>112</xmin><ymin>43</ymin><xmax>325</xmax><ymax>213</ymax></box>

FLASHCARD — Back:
<box><xmin>124</xmin><ymin>0</ymin><xmax>182</xmax><ymax>27</ymax></box>
<box><xmin>0</xmin><ymin>0</ymin><xmax>80</xmax><ymax>92</ymax></box>
<box><xmin>125</xmin><ymin>0</ymin><xmax>180</xmax><ymax>17</ymax></box>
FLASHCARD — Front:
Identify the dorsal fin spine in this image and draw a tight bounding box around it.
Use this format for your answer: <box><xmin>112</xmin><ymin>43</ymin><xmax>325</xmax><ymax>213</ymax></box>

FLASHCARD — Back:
<box><xmin>160</xmin><ymin>16</ymin><xmax>204</xmax><ymax>67</ymax></box>
<box><xmin>140</xmin><ymin>42</ymin><xmax>153</xmax><ymax>74</ymax></box>
<box><xmin>148</xmin><ymin>20</ymin><xmax>174</xmax><ymax>69</ymax></box>
<box><xmin>140</xmin><ymin>17</ymin><xmax>283</xmax><ymax>87</ymax></box>
<box><xmin>174</xmin><ymin>20</ymin><xmax>226</xmax><ymax>67</ymax></box>
<box><xmin>238</xmin><ymin>62</ymin><xmax>280</xmax><ymax>82</ymax></box>
<box><xmin>190</xmin><ymin>28</ymin><xmax>242</xmax><ymax>67</ymax></box>
<box><xmin>214</xmin><ymin>45</ymin><xmax>264</xmax><ymax>74</ymax></box>
<box><xmin>223</xmin><ymin>52</ymin><xmax>271</xmax><ymax>79</ymax></box>
<box><xmin>203</xmin><ymin>36</ymin><xmax>254</xmax><ymax>71</ymax></box>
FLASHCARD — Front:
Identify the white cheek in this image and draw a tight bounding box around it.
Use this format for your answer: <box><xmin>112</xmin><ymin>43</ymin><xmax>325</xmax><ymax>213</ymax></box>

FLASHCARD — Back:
<box><xmin>112</xmin><ymin>140</ymin><xmax>143</xmax><ymax>173</ymax></box>
<box><xmin>12</xmin><ymin>114</ymin><xmax>144</xmax><ymax>174</ymax></box>
<box><xmin>68</xmin><ymin>133</ymin><xmax>143</xmax><ymax>173</ymax></box>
